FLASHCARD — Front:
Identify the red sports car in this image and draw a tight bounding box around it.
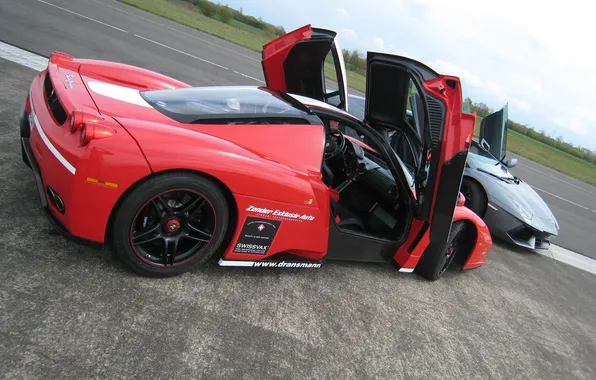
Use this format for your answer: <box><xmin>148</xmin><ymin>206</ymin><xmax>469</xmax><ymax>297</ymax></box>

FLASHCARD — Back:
<box><xmin>18</xmin><ymin>25</ymin><xmax>492</xmax><ymax>280</ymax></box>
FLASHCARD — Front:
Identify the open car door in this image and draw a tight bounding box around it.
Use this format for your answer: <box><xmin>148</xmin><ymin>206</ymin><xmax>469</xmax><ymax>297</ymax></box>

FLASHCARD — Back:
<box><xmin>262</xmin><ymin>25</ymin><xmax>349</xmax><ymax>111</ymax></box>
<box><xmin>479</xmin><ymin>104</ymin><xmax>508</xmax><ymax>160</ymax></box>
<box><xmin>364</xmin><ymin>53</ymin><xmax>476</xmax><ymax>244</ymax></box>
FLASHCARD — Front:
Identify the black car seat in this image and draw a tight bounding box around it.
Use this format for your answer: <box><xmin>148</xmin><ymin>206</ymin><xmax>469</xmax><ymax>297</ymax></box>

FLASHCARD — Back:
<box><xmin>330</xmin><ymin>197</ymin><xmax>366</xmax><ymax>232</ymax></box>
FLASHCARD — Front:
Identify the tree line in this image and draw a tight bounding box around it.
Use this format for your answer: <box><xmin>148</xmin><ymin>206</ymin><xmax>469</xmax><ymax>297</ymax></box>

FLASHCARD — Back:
<box><xmin>186</xmin><ymin>0</ymin><xmax>286</xmax><ymax>37</ymax></box>
<box><xmin>469</xmin><ymin>100</ymin><xmax>596</xmax><ymax>164</ymax></box>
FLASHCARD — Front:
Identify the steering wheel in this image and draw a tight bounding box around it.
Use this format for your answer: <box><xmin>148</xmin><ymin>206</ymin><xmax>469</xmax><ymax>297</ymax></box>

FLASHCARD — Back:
<box><xmin>324</xmin><ymin>131</ymin><xmax>346</xmax><ymax>160</ymax></box>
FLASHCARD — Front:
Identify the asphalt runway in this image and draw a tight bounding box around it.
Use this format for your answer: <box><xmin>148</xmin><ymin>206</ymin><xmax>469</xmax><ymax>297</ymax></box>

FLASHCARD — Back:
<box><xmin>1</xmin><ymin>1</ymin><xmax>596</xmax><ymax>378</ymax></box>
<box><xmin>2</xmin><ymin>58</ymin><xmax>596</xmax><ymax>379</ymax></box>
<box><xmin>1</xmin><ymin>0</ymin><xmax>592</xmax><ymax>258</ymax></box>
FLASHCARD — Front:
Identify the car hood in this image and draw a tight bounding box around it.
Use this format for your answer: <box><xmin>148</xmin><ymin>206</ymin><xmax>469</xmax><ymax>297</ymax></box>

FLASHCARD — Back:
<box><xmin>473</xmin><ymin>163</ymin><xmax>558</xmax><ymax>233</ymax></box>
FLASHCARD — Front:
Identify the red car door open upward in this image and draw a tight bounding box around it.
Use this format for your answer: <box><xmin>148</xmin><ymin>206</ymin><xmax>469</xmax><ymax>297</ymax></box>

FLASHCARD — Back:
<box><xmin>364</xmin><ymin>53</ymin><xmax>476</xmax><ymax>245</ymax></box>
<box><xmin>261</xmin><ymin>24</ymin><xmax>349</xmax><ymax>112</ymax></box>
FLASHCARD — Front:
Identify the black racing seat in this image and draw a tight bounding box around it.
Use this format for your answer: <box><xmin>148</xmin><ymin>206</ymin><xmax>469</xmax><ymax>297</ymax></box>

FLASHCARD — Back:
<box><xmin>321</xmin><ymin>161</ymin><xmax>334</xmax><ymax>187</ymax></box>
<box><xmin>331</xmin><ymin>198</ymin><xmax>366</xmax><ymax>232</ymax></box>
<box><xmin>337</xmin><ymin>217</ymin><xmax>366</xmax><ymax>232</ymax></box>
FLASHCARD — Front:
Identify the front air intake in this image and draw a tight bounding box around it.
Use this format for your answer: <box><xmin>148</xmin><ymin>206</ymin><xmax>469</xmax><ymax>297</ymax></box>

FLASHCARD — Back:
<box><xmin>44</xmin><ymin>73</ymin><xmax>68</xmax><ymax>125</ymax></box>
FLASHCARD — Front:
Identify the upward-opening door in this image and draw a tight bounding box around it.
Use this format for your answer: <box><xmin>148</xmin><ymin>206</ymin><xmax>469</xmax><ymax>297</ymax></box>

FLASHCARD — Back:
<box><xmin>261</xmin><ymin>24</ymin><xmax>349</xmax><ymax>111</ymax></box>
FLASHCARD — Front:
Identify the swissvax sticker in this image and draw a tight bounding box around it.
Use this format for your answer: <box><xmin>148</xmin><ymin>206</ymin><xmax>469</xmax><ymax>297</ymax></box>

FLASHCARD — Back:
<box><xmin>233</xmin><ymin>217</ymin><xmax>281</xmax><ymax>255</ymax></box>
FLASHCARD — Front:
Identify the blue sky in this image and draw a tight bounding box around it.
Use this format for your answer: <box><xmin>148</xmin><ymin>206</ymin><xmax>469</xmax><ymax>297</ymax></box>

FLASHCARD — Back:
<box><xmin>222</xmin><ymin>0</ymin><xmax>596</xmax><ymax>151</ymax></box>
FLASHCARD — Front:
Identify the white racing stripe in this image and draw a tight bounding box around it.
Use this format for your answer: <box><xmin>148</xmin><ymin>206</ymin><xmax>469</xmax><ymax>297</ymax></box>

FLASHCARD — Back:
<box><xmin>87</xmin><ymin>80</ymin><xmax>152</xmax><ymax>108</ymax></box>
<box><xmin>36</xmin><ymin>0</ymin><xmax>129</xmax><ymax>33</ymax></box>
<box><xmin>134</xmin><ymin>34</ymin><xmax>229</xmax><ymax>70</ymax></box>
<box><xmin>29</xmin><ymin>97</ymin><xmax>77</xmax><ymax>175</ymax></box>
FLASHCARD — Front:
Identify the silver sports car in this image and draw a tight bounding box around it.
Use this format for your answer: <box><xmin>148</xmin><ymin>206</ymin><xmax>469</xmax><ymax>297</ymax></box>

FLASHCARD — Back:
<box><xmin>347</xmin><ymin>95</ymin><xmax>559</xmax><ymax>249</ymax></box>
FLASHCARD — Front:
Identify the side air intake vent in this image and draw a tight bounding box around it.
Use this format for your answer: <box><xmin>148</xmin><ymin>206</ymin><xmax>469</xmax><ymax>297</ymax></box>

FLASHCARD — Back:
<box><xmin>44</xmin><ymin>74</ymin><xmax>68</xmax><ymax>125</ymax></box>
<box><xmin>425</xmin><ymin>94</ymin><xmax>445</xmax><ymax>148</ymax></box>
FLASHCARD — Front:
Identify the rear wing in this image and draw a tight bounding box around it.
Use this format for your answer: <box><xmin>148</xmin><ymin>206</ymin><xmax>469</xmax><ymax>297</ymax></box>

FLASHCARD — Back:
<box><xmin>45</xmin><ymin>51</ymin><xmax>98</xmax><ymax>124</ymax></box>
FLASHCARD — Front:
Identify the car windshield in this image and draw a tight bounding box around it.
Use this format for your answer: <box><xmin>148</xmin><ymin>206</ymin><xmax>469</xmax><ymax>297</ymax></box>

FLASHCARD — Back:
<box><xmin>141</xmin><ymin>86</ymin><xmax>314</xmax><ymax>124</ymax></box>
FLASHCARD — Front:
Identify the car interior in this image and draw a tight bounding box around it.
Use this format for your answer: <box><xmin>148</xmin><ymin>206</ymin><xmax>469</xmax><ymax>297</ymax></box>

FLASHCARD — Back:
<box><xmin>315</xmin><ymin>111</ymin><xmax>412</xmax><ymax>242</ymax></box>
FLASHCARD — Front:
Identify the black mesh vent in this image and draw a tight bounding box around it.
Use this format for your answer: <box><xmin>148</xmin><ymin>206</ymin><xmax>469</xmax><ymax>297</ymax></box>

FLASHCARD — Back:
<box><xmin>425</xmin><ymin>94</ymin><xmax>444</xmax><ymax>147</ymax></box>
<box><xmin>44</xmin><ymin>74</ymin><xmax>67</xmax><ymax>125</ymax></box>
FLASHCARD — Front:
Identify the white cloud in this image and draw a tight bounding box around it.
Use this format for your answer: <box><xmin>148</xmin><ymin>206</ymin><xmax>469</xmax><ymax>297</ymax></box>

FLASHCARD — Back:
<box><xmin>341</xmin><ymin>28</ymin><xmax>359</xmax><ymax>41</ymax></box>
<box><xmin>336</xmin><ymin>8</ymin><xmax>349</xmax><ymax>17</ymax></box>
<box><xmin>554</xmin><ymin>117</ymin><xmax>589</xmax><ymax>137</ymax></box>
<box><xmin>553</xmin><ymin>107</ymin><xmax>596</xmax><ymax>137</ymax></box>
<box><xmin>510</xmin><ymin>98</ymin><xmax>531</xmax><ymax>112</ymax></box>
<box><xmin>432</xmin><ymin>59</ymin><xmax>483</xmax><ymax>88</ymax></box>
<box><xmin>373</xmin><ymin>37</ymin><xmax>386</xmax><ymax>51</ymax></box>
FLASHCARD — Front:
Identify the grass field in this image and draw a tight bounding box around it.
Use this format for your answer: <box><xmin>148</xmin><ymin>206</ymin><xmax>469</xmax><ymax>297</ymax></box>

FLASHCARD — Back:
<box><xmin>474</xmin><ymin>118</ymin><xmax>596</xmax><ymax>185</ymax></box>
<box><xmin>506</xmin><ymin>130</ymin><xmax>596</xmax><ymax>186</ymax></box>
<box><xmin>119</xmin><ymin>0</ymin><xmax>596</xmax><ymax>187</ymax></box>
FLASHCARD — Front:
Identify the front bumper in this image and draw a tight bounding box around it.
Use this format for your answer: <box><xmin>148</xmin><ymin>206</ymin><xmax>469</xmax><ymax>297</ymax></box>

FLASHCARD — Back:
<box><xmin>484</xmin><ymin>202</ymin><xmax>555</xmax><ymax>250</ymax></box>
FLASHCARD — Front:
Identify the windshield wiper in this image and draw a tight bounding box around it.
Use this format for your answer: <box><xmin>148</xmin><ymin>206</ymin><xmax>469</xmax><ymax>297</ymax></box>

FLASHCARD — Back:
<box><xmin>496</xmin><ymin>153</ymin><xmax>507</xmax><ymax>166</ymax></box>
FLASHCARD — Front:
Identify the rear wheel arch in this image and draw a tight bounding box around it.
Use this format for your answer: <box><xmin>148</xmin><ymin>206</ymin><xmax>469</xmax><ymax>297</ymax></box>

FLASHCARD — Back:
<box><xmin>105</xmin><ymin>169</ymin><xmax>239</xmax><ymax>247</ymax></box>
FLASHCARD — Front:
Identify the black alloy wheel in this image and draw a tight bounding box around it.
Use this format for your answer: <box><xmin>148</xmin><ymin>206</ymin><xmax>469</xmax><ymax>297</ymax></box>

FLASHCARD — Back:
<box><xmin>130</xmin><ymin>189</ymin><xmax>216</xmax><ymax>267</ymax></box>
<box><xmin>415</xmin><ymin>221</ymin><xmax>467</xmax><ymax>281</ymax></box>
<box><xmin>111</xmin><ymin>172</ymin><xmax>230</xmax><ymax>277</ymax></box>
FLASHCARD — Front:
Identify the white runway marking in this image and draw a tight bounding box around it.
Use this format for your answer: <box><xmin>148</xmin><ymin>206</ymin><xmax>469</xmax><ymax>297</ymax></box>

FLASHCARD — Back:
<box><xmin>0</xmin><ymin>41</ymin><xmax>48</xmax><ymax>71</ymax></box>
<box><xmin>519</xmin><ymin>162</ymin><xmax>596</xmax><ymax>196</ymax></box>
<box><xmin>233</xmin><ymin>70</ymin><xmax>265</xmax><ymax>84</ymax></box>
<box><xmin>532</xmin><ymin>186</ymin><xmax>595</xmax><ymax>213</ymax></box>
<box><xmin>36</xmin><ymin>0</ymin><xmax>129</xmax><ymax>33</ymax></box>
<box><xmin>134</xmin><ymin>34</ymin><xmax>229</xmax><ymax>70</ymax></box>
<box><xmin>537</xmin><ymin>244</ymin><xmax>596</xmax><ymax>276</ymax></box>
<box><xmin>89</xmin><ymin>0</ymin><xmax>261</xmax><ymax>63</ymax></box>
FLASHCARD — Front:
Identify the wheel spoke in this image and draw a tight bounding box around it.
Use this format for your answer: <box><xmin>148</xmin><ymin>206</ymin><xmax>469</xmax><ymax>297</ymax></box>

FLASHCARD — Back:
<box><xmin>132</xmin><ymin>224</ymin><xmax>161</xmax><ymax>245</ymax></box>
<box><xmin>178</xmin><ymin>196</ymin><xmax>205</xmax><ymax>215</ymax></box>
<box><xmin>184</xmin><ymin>233</ymin><xmax>210</xmax><ymax>243</ymax></box>
<box><xmin>188</xmin><ymin>223</ymin><xmax>212</xmax><ymax>238</ymax></box>
<box><xmin>151</xmin><ymin>196</ymin><xmax>173</xmax><ymax>217</ymax></box>
<box><xmin>162</xmin><ymin>237</ymin><xmax>180</xmax><ymax>266</ymax></box>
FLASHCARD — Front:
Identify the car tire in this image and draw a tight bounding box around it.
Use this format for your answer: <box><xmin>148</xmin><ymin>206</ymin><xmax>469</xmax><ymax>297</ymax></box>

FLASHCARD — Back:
<box><xmin>111</xmin><ymin>172</ymin><xmax>231</xmax><ymax>277</ymax></box>
<box><xmin>415</xmin><ymin>221</ymin><xmax>467</xmax><ymax>281</ymax></box>
<box><xmin>461</xmin><ymin>178</ymin><xmax>487</xmax><ymax>217</ymax></box>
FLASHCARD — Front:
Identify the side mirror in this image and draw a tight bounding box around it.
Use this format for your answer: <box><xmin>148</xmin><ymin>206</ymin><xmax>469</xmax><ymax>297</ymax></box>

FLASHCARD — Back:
<box><xmin>505</xmin><ymin>158</ymin><xmax>518</xmax><ymax>168</ymax></box>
